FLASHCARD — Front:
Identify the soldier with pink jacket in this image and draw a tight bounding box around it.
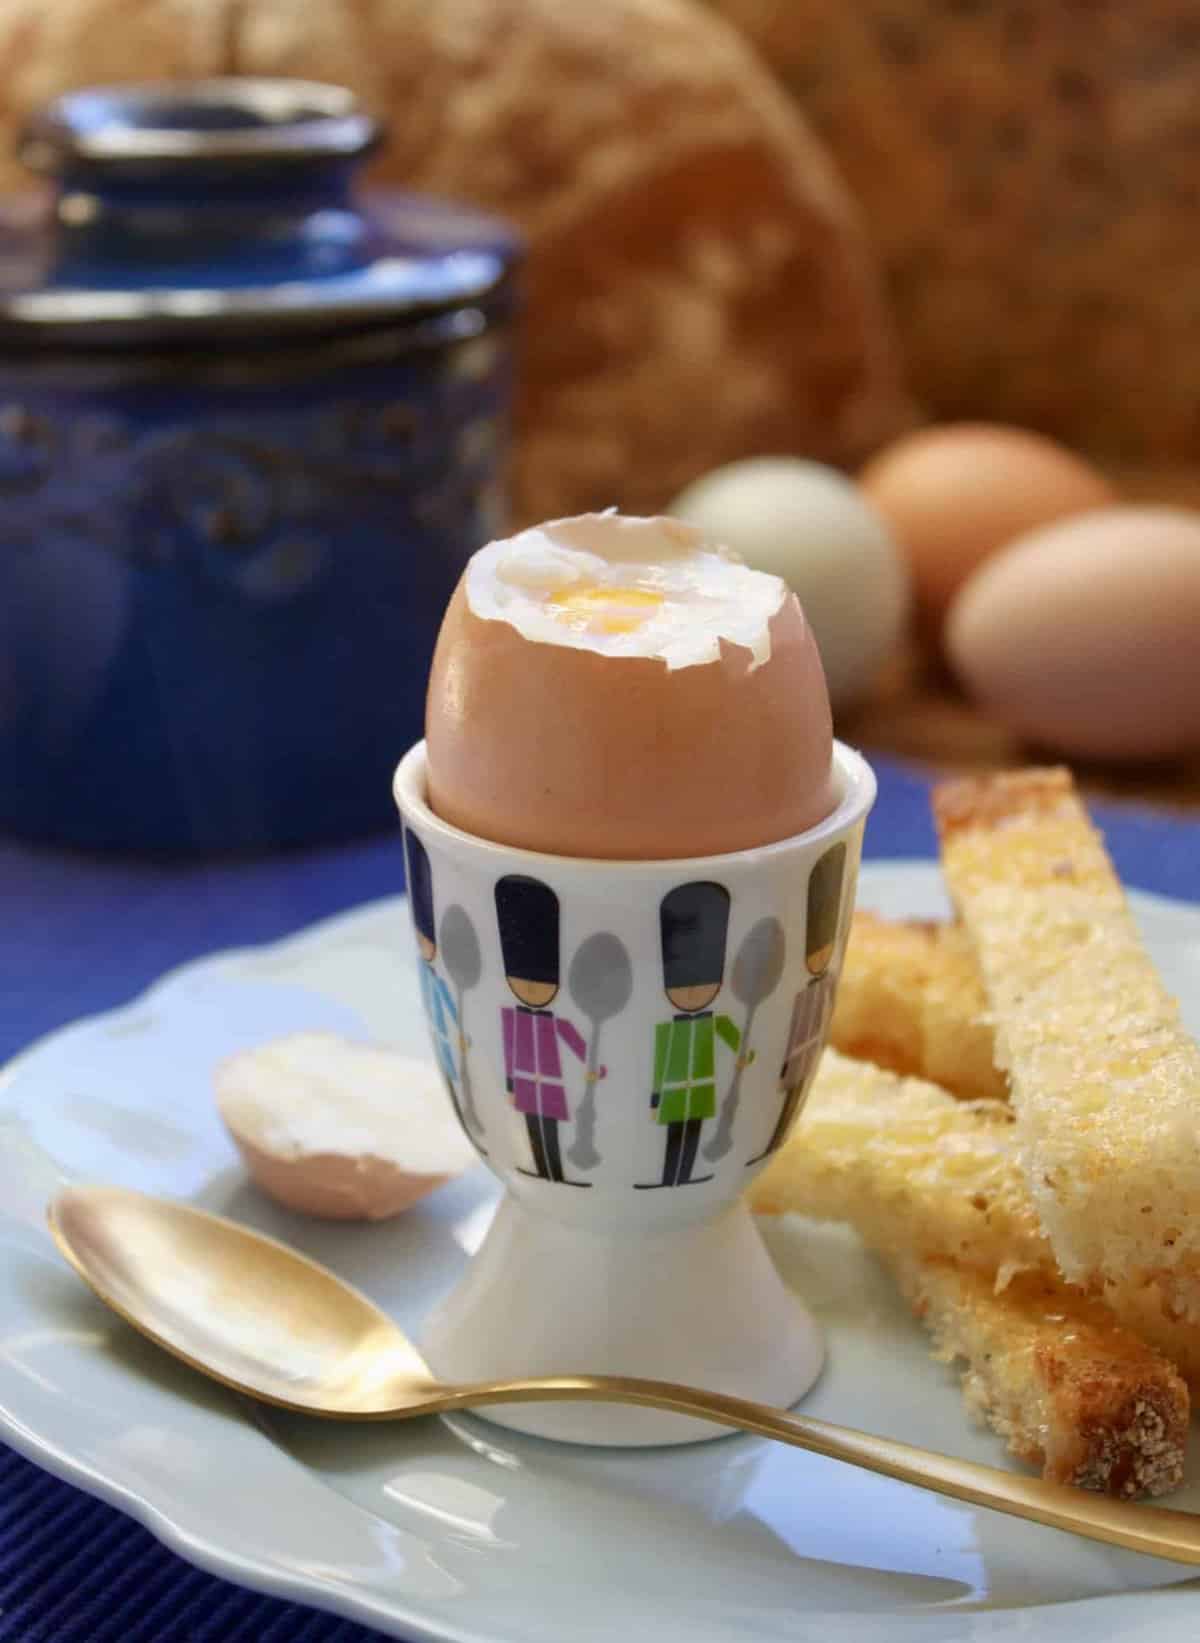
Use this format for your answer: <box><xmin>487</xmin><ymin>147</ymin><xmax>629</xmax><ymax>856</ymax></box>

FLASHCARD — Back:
<box><xmin>496</xmin><ymin>874</ymin><xmax>604</xmax><ymax>1186</ymax></box>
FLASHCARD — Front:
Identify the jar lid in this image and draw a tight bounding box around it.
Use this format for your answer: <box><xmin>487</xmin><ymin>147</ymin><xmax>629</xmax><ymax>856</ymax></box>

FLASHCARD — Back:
<box><xmin>0</xmin><ymin>79</ymin><xmax>521</xmax><ymax>345</ymax></box>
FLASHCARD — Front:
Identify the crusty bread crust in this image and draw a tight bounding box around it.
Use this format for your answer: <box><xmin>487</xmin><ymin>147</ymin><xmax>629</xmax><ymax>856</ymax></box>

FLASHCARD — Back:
<box><xmin>894</xmin><ymin>1257</ymin><xmax>1188</xmax><ymax>1498</ymax></box>
<box><xmin>934</xmin><ymin>768</ymin><xmax>1200</xmax><ymax>1316</ymax></box>
<box><xmin>1100</xmin><ymin>1280</ymin><xmax>1200</xmax><ymax>1406</ymax></box>
<box><xmin>0</xmin><ymin>0</ymin><xmax>911</xmax><ymax>521</ymax></box>
<box><xmin>932</xmin><ymin>767</ymin><xmax>1078</xmax><ymax>841</ymax></box>
<box><xmin>707</xmin><ymin>0</ymin><xmax>1200</xmax><ymax>469</ymax></box>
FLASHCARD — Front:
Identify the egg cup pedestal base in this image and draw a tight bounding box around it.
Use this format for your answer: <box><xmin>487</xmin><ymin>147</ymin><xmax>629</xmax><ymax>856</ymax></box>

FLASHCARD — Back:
<box><xmin>420</xmin><ymin>1191</ymin><xmax>824</xmax><ymax>1447</ymax></box>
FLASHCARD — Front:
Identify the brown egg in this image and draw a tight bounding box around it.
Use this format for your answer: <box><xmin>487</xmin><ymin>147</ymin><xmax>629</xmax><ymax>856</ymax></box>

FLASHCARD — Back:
<box><xmin>860</xmin><ymin>424</ymin><xmax>1114</xmax><ymax>626</ymax></box>
<box><xmin>425</xmin><ymin>515</ymin><xmax>836</xmax><ymax>859</ymax></box>
<box><xmin>946</xmin><ymin>506</ymin><xmax>1200</xmax><ymax>761</ymax></box>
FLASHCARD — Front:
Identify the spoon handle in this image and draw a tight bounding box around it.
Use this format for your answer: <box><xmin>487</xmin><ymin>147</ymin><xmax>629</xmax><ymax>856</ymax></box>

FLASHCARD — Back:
<box><xmin>437</xmin><ymin>1375</ymin><xmax>1200</xmax><ymax>1565</ymax></box>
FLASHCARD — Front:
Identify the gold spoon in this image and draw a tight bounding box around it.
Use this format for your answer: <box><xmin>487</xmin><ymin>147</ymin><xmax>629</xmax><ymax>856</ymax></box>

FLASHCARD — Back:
<box><xmin>48</xmin><ymin>1184</ymin><xmax>1200</xmax><ymax>1565</ymax></box>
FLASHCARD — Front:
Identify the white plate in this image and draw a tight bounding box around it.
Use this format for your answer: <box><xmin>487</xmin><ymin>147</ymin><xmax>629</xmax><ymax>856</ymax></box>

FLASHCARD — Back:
<box><xmin>4</xmin><ymin>862</ymin><xmax>1200</xmax><ymax>1643</ymax></box>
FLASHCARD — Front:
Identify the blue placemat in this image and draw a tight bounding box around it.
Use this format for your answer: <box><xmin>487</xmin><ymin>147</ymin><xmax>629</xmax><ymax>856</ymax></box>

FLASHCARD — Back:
<box><xmin>2</xmin><ymin>755</ymin><xmax>1198</xmax><ymax>1643</ymax></box>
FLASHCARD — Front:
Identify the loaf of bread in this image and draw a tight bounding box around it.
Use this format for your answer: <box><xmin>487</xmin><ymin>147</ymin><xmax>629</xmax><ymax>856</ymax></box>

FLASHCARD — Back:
<box><xmin>0</xmin><ymin>0</ymin><xmax>911</xmax><ymax>521</ymax></box>
<box><xmin>831</xmin><ymin>911</ymin><xmax>1007</xmax><ymax>1101</ymax></box>
<box><xmin>935</xmin><ymin>768</ymin><xmax>1200</xmax><ymax>1318</ymax></box>
<box><xmin>706</xmin><ymin>0</ymin><xmax>1200</xmax><ymax>467</ymax></box>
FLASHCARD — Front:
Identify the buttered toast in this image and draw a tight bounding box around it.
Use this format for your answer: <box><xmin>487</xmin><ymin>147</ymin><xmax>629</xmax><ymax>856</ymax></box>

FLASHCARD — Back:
<box><xmin>826</xmin><ymin>908</ymin><xmax>1200</xmax><ymax>1396</ymax></box>
<box><xmin>752</xmin><ymin>1050</ymin><xmax>1047</xmax><ymax>1283</ymax></box>
<box><xmin>894</xmin><ymin>1258</ymin><xmax>1187</xmax><ymax>1498</ymax></box>
<box><xmin>752</xmin><ymin>1051</ymin><xmax>1190</xmax><ymax>1492</ymax></box>
<box><xmin>830</xmin><ymin>912</ymin><xmax>1007</xmax><ymax>1102</ymax></box>
<box><xmin>935</xmin><ymin>769</ymin><xmax>1200</xmax><ymax>1315</ymax></box>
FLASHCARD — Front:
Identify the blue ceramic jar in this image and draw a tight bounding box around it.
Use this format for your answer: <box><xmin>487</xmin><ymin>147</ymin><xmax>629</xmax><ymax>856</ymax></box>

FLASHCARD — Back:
<box><xmin>0</xmin><ymin>80</ymin><xmax>520</xmax><ymax>852</ymax></box>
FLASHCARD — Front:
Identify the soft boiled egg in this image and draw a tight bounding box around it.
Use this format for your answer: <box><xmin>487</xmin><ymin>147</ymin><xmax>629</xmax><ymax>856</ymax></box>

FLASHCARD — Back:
<box><xmin>425</xmin><ymin>512</ymin><xmax>836</xmax><ymax>859</ymax></box>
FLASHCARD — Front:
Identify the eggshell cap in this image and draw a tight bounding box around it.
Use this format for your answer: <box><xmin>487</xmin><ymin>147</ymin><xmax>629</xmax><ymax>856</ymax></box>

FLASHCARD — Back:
<box><xmin>215</xmin><ymin>1033</ymin><xmax>476</xmax><ymax>1222</ymax></box>
<box><xmin>224</xmin><ymin>1130</ymin><xmax>454</xmax><ymax>1221</ymax></box>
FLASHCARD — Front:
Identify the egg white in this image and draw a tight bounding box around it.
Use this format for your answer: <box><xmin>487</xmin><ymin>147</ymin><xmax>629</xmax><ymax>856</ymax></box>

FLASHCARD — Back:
<box><xmin>464</xmin><ymin>512</ymin><xmax>787</xmax><ymax>670</ymax></box>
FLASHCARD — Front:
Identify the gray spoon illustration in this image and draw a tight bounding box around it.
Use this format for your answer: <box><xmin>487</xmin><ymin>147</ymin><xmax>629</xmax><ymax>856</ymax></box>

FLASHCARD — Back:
<box><xmin>438</xmin><ymin>904</ymin><xmax>486</xmax><ymax>1143</ymax></box>
<box><xmin>704</xmin><ymin>916</ymin><xmax>787</xmax><ymax>1162</ymax></box>
<box><xmin>566</xmin><ymin>931</ymin><xmax>634</xmax><ymax>1171</ymax></box>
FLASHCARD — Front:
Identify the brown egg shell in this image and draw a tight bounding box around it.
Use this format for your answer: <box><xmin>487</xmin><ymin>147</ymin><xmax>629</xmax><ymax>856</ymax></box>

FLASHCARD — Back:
<box><xmin>425</xmin><ymin>584</ymin><xmax>836</xmax><ymax>859</ymax></box>
<box><xmin>223</xmin><ymin>1123</ymin><xmax>455</xmax><ymax>1222</ymax></box>
<box><xmin>945</xmin><ymin>505</ymin><xmax>1200</xmax><ymax>762</ymax></box>
<box><xmin>861</xmin><ymin>424</ymin><xmax>1114</xmax><ymax>627</ymax></box>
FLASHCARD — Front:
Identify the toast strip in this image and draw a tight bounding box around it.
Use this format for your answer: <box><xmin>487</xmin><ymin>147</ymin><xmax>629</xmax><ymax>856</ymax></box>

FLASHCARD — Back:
<box><xmin>831</xmin><ymin>911</ymin><xmax>1007</xmax><ymax>1102</ymax></box>
<box><xmin>750</xmin><ymin>1050</ymin><xmax>1049</xmax><ymax>1283</ymax></box>
<box><xmin>751</xmin><ymin>1051</ymin><xmax>1190</xmax><ymax>1492</ymax></box>
<box><xmin>830</xmin><ymin>913</ymin><xmax>1200</xmax><ymax>1392</ymax></box>
<box><xmin>892</xmin><ymin>1257</ymin><xmax>1188</xmax><ymax>1498</ymax></box>
<box><xmin>934</xmin><ymin>769</ymin><xmax>1200</xmax><ymax>1313</ymax></box>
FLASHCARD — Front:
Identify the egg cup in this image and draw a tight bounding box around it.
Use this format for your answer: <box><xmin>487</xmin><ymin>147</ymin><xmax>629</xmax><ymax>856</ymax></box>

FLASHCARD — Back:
<box><xmin>394</xmin><ymin>741</ymin><xmax>876</xmax><ymax>1446</ymax></box>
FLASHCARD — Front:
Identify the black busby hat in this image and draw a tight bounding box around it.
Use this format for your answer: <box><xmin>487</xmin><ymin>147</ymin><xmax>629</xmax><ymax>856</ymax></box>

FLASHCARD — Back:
<box><xmin>495</xmin><ymin>875</ymin><xmax>560</xmax><ymax>985</ymax></box>
<box><xmin>806</xmin><ymin>843</ymin><xmax>846</xmax><ymax>968</ymax></box>
<box><xmin>405</xmin><ymin>827</ymin><xmax>436</xmax><ymax>947</ymax></box>
<box><xmin>660</xmin><ymin>881</ymin><xmax>731</xmax><ymax>991</ymax></box>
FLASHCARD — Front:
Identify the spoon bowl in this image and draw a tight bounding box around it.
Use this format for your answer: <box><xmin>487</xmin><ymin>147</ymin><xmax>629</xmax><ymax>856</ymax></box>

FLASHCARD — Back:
<box><xmin>50</xmin><ymin>1185</ymin><xmax>438</xmax><ymax>1416</ymax></box>
<box><xmin>48</xmin><ymin>1183</ymin><xmax>1200</xmax><ymax>1568</ymax></box>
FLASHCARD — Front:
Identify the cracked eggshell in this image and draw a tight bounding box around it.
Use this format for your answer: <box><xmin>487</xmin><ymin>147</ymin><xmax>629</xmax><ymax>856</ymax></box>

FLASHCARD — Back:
<box><xmin>216</xmin><ymin>1033</ymin><xmax>476</xmax><ymax>1221</ymax></box>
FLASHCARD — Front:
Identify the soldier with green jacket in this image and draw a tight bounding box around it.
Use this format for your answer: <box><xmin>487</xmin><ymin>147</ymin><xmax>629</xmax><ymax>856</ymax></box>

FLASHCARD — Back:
<box><xmin>639</xmin><ymin>881</ymin><xmax>750</xmax><ymax>1189</ymax></box>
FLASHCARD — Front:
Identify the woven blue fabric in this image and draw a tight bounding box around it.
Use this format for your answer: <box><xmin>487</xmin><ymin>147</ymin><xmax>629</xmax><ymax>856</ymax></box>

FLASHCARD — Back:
<box><xmin>1</xmin><ymin>755</ymin><xmax>1197</xmax><ymax>1642</ymax></box>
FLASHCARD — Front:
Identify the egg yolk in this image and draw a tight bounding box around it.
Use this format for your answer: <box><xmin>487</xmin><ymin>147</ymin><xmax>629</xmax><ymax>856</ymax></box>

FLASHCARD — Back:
<box><xmin>547</xmin><ymin>584</ymin><xmax>665</xmax><ymax>635</ymax></box>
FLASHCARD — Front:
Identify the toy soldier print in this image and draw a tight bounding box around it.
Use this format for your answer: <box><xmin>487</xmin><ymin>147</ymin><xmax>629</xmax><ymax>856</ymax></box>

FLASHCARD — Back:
<box><xmin>496</xmin><ymin>874</ymin><xmax>601</xmax><ymax>1186</ymax></box>
<box><xmin>638</xmin><ymin>881</ymin><xmax>747</xmax><ymax>1189</ymax></box>
<box><xmin>749</xmin><ymin>843</ymin><xmax>847</xmax><ymax>1165</ymax></box>
<box><xmin>405</xmin><ymin>827</ymin><xmax>472</xmax><ymax>1143</ymax></box>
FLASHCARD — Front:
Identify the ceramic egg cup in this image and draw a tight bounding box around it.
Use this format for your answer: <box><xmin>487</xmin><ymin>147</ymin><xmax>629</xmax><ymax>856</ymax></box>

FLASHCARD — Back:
<box><xmin>394</xmin><ymin>742</ymin><xmax>876</xmax><ymax>1446</ymax></box>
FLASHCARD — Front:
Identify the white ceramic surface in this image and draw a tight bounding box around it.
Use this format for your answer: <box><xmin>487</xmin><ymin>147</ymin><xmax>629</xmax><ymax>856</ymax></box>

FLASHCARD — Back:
<box><xmin>395</xmin><ymin>740</ymin><xmax>874</xmax><ymax>1443</ymax></box>
<box><xmin>422</xmin><ymin>1193</ymin><xmax>826</xmax><ymax>1446</ymax></box>
<box><xmin>3</xmin><ymin>864</ymin><xmax>1200</xmax><ymax>1643</ymax></box>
